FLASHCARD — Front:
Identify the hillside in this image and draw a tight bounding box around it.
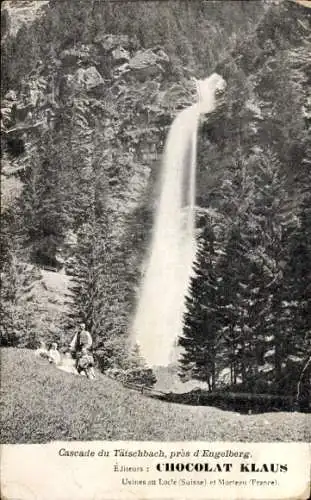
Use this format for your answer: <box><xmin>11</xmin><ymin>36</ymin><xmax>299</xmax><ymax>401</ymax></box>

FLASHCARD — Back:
<box><xmin>1</xmin><ymin>349</ymin><xmax>309</xmax><ymax>444</ymax></box>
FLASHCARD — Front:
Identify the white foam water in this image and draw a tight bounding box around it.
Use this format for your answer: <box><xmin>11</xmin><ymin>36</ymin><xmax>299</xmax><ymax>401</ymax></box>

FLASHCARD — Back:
<box><xmin>132</xmin><ymin>73</ymin><xmax>226</xmax><ymax>366</ymax></box>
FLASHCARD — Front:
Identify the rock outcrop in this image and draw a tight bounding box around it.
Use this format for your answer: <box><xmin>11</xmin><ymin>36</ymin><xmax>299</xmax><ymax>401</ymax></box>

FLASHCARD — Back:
<box><xmin>69</xmin><ymin>66</ymin><xmax>105</xmax><ymax>92</ymax></box>
<box><xmin>128</xmin><ymin>48</ymin><xmax>170</xmax><ymax>81</ymax></box>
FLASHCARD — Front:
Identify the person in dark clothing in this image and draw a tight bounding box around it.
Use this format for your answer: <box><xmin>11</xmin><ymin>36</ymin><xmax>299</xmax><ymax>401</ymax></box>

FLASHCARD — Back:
<box><xmin>69</xmin><ymin>323</ymin><xmax>94</xmax><ymax>377</ymax></box>
<box><xmin>70</xmin><ymin>323</ymin><xmax>92</xmax><ymax>354</ymax></box>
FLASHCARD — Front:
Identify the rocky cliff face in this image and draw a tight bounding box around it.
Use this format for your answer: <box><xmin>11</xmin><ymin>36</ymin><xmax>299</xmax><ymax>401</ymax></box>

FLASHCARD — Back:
<box><xmin>2</xmin><ymin>18</ymin><xmax>194</xmax><ymax>208</ymax></box>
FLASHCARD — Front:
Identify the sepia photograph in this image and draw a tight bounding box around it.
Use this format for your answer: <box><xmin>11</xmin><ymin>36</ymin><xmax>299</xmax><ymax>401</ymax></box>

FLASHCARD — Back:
<box><xmin>1</xmin><ymin>0</ymin><xmax>310</xmax><ymax>456</ymax></box>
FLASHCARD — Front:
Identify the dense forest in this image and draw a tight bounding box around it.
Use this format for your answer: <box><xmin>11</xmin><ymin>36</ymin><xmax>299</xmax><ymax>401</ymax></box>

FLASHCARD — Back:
<box><xmin>1</xmin><ymin>1</ymin><xmax>310</xmax><ymax>401</ymax></box>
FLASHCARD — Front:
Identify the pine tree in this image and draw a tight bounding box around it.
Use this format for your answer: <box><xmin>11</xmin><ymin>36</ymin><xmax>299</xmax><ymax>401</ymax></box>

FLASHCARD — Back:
<box><xmin>212</xmin><ymin>153</ymin><xmax>265</xmax><ymax>388</ymax></box>
<box><xmin>0</xmin><ymin>252</ymin><xmax>41</xmax><ymax>347</ymax></box>
<box><xmin>122</xmin><ymin>342</ymin><xmax>157</xmax><ymax>388</ymax></box>
<box><xmin>66</xmin><ymin>213</ymin><xmax>107</xmax><ymax>341</ymax></box>
<box><xmin>221</xmin><ymin>150</ymin><xmax>300</xmax><ymax>392</ymax></box>
<box><xmin>217</xmin><ymin>225</ymin><xmax>254</xmax><ymax>387</ymax></box>
<box><xmin>19</xmin><ymin>132</ymin><xmax>71</xmax><ymax>267</ymax></box>
<box><xmin>283</xmin><ymin>192</ymin><xmax>311</xmax><ymax>405</ymax></box>
<box><xmin>181</xmin><ymin>148</ymin><xmax>304</xmax><ymax>396</ymax></box>
<box><xmin>179</xmin><ymin>219</ymin><xmax>225</xmax><ymax>391</ymax></box>
<box><xmin>248</xmin><ymin>150</ymin><xmax>298</xmax><ymax>391</ymax></box>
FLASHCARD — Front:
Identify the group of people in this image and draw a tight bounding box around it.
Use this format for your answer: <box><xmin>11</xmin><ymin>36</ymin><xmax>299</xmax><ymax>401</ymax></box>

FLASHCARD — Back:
<box><xmin>35</xmin><ymin>324</ymin><xmax>96</xmax><ymax>379</ymax></box>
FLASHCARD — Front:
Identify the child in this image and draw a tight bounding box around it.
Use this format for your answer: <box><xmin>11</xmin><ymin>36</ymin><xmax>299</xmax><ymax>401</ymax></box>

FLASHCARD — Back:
<box><xmin>77</xmin><ymin>347</ymin><xmax>96</xmax><ymax>379</ymax></box>
<box><xmin>48</xmin><ymin>342</ymin><xmax>61</xmax><ymax>366</ymax></box>
<box><xmin>35</xmin><ymin>341</ymin><xmax>49</xmax><ymax>359</ymax></box>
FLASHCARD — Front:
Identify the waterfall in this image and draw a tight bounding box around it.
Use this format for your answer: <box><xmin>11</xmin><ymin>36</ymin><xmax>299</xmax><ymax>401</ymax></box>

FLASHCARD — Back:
<box><xmin>132</xmin><ymin>73</ymin><xmax>226</xmax><ymax>366</ymax></box>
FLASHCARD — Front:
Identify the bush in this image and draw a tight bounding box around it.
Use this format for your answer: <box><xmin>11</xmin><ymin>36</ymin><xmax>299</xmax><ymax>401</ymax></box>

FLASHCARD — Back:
<box><xmin>123</xmin><ymin>367</ymin><xmax>157</xmax><ymax>388</ymax></box>
<box><xmin>105</xmin><ymin>366</ymin><xmax>156</xmax><ymax>389</ymax></box>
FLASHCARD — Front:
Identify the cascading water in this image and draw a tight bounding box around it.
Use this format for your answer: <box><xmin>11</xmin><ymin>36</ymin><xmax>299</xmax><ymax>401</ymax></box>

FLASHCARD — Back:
<box><xmin>132</xmin><ymin>73</ymin><xmax>226</xmax><ymax>366</ymax></box>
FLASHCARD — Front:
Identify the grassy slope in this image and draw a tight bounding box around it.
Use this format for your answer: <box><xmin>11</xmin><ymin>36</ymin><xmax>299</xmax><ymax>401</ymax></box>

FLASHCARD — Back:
<box><xmin>1</xmin><ymin>348</ymin><xmax>310</xmax><ymax>444</ymax></box>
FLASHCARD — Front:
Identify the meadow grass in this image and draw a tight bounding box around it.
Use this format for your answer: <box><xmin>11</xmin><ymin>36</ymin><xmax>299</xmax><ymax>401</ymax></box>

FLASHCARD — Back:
<box><xmin>1</xmin><ymin>348</ymin><xmax>310</xmax><ymax>443</ymax></box>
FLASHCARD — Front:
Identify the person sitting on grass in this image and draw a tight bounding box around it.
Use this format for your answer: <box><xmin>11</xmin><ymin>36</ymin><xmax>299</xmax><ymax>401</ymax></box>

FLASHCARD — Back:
<box><xmin>35</xmin><ymin>341</ymin><xmax>49</xmax><ymax>359</ymax></box>
<box><xmin>48</xmin><ymin>342</ymin><xmax>61</xmax><ymax>366</ymax></box>
<box><xmin>69</xmin><ymin>323</ymin><xmax>94</xmax><ymax>376</ymax></box>
<box><xmin>76</xmin><ymin>346</ymin><xmax>96</xmax><ymax>379</ymax></box>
